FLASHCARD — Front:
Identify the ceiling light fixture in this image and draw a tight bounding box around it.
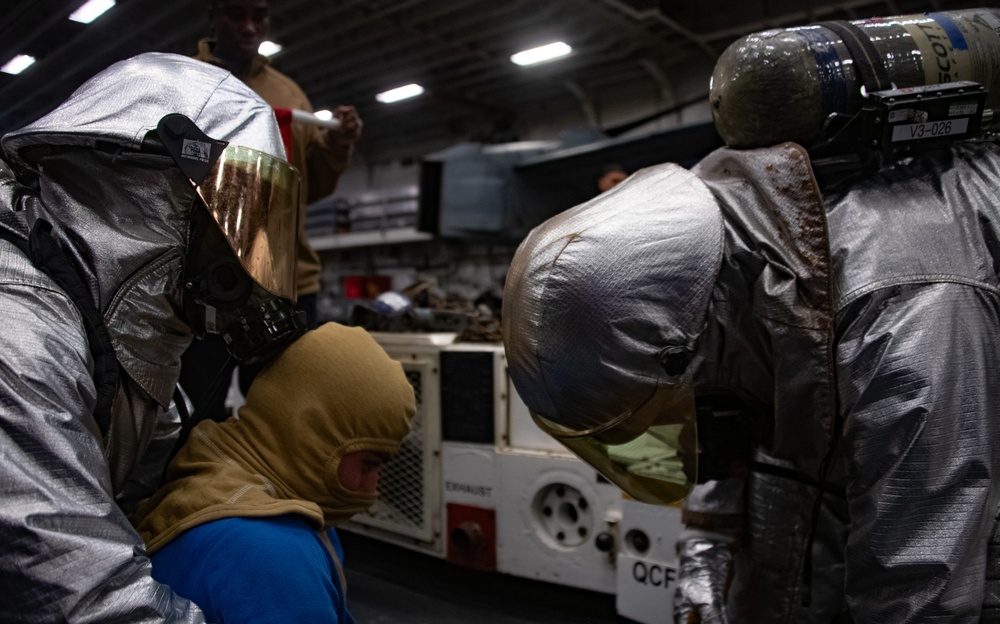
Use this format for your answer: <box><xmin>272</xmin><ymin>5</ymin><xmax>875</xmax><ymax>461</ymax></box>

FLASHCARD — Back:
<box><xmin>1</xmin><ymin>55</ymin><xmax>36</xmax><ymax>75</ymax></box>
<box><xmin>511</xmin><ymin>41</ymin><xmax>572</xmax><ymax>66</ymax></box>
<box><xmin>314</xmin><ymin>110</ymin><xmax>333</xmax><ymax>121</ymax></box>
<box><xmin>68</xmin><ymin>0</ymin><xmax>115</xmax><ymax>24</ymax></box>
<box><xmin>258</xmin><ymin>41</ymin><xmax>283</xmax><ymax>57</ymax></box>
<box><xmin>375</xmin><ymin>83</ymin><xmax>425</xmax><ymax>103</ymax></box>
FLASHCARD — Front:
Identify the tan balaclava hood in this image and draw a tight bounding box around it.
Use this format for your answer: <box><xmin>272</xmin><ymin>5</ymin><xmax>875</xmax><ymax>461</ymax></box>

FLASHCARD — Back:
<box><xmin>132</xmin><ymin>323</ymin><xmax>415</xmax><ymax>554</ymax></box>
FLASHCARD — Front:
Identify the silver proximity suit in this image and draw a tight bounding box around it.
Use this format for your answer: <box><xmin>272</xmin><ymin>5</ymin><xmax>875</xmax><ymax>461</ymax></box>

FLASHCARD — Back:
<box><xmin>0</xmin><ymin>52</ymin><xmax>290</xmax><ymax>622</ymax></box>
<box><xmin>691</xmin><ymin>141</ymin><xmax>1000</xmax><ymax>623</ymax></box>
<box><xmin>502</xmin><ymin>140</ymin><xmax>1000</xmax><ymax>622</ymax></box>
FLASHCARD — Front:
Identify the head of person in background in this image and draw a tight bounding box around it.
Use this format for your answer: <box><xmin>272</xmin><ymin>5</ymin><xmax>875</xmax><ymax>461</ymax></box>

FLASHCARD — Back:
<box><xmin>132</xmin><ymin>322</ymin><xmax>415</xmax><ymax>623</ymax></box>
<box><xmin>597</xmin><ymin>163</ymin><xmax>629</xmax><ymax>193</ymax></box>
<box><xmin>207</xmin><ymin>0</ymin><xmax>271</xmax><ymax>72</ymax></box>
<box><xmin>203</xmin><ymin>0</ymin><xmax>364</xmax><ymax>148</ymax></box>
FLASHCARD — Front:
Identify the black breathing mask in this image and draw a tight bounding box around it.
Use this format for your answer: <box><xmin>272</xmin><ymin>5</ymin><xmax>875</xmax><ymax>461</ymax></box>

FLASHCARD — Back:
<box><xmin>156</xmin><ymin>113</ymin><xmax>306</xmax><ymax>365</ymax></box>
<box><xmin>182</xmin><ymin>205</ymin><xmax>306</xmax><ymax>364</ymax></box>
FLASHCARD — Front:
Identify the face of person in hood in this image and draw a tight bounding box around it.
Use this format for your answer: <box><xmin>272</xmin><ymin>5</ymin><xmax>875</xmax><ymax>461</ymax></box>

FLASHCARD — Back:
<box><xmin>211</xmin><ymin>0</ymin><xmax>270</xmax><ymax>61</ymax></box>
<box><xmin>338</xmin><ymin>451</ymin><xmax>390</xmax><ymax>494</ymax></box>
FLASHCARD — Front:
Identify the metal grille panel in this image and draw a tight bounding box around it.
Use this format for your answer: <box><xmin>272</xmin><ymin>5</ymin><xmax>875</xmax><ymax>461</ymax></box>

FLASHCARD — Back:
<box><xmin>351</xmin><ymin>365</ymin><xmax>434</xmax><ymax>541</ymax></box>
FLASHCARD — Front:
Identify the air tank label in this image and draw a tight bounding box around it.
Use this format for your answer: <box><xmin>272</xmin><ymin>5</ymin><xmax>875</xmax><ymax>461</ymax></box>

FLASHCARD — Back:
<box><xmin>888</xmin><ymin>108</ymin><xmax>928</xmax><ymax>124</ymax></box>
<box><xmin>949</xmin><ymin>102</ymin><xmax>979</xmax><ymax>116</ymax></box>
<box><xmin>891</xmin><ymin>117</ymin><xmax>969</xmax><ymax>142</ymax></box>
<box><xmin>904</xmin><ymin>17</ymin><xmax>971</xmax><ymax>84</ymax></box>
<box><xmin>931</xmin><ymin>13</ymin><xmax>970</xmax><ymax>50</ymax></box>
<box><xmin>975</xmin><ymin>12</ymin><xmax>1000</xmax><ymax>37</ymax></box>
<box><xmin>904</xmin><ymin>12</ymin><xmax>1000</xmax><ymax>94</ymax></box>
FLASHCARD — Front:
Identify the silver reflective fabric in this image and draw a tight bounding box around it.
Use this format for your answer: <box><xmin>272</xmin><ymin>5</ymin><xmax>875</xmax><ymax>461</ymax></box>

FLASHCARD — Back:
<box><xmin>686</xmin><ymin>142</ymin><xmax>1000</xmax><ymax>623</ymax></box>
<box><xmin>692</xmin><ymin>143</ymin><xmax>838</xmax><ymax>463</ymax></box>
<box><xmin>823</xmin><ymin>142</ymin><xmax>1000</xmax><ymax>623</ymax></box>
<box><xmin>506</xmin><ymin>137</ymin><xmax>1000</xmax><ymax>622</ymax></box>
<box><xmin>503</xmin><ymin>163</ymin><xmax>722</xmax><ymax>501</ymax></box>
<box><xmin>0</xmin><ymin>52</ymin><xmax>289</xmax><ymax>622</ymax></box>
<box><xmin>503</xmin><ymin>163</ymin><xmax>722</xmax><ymax>430</ymax></box>
<box><xmin>3</xmin><ymin>52</ymin><xmax>286</xmax><ymax>168</ymax></box>
<box><xmin>673</xmin><ymin>537</ymin><xmax>733</xmax><ymax>624</ymax></box>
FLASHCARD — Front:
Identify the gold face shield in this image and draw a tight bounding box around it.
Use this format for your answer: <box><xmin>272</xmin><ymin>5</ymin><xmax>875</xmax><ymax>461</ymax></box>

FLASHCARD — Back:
<box><xmin>196</xmin><ymin>144</ymin><xmax>301</xmax><ymax>302</ymax></box>
<box><xmin>531</xmin><ymin>380</ymin><xmax>698</xmax><ymax>505</ymax></box>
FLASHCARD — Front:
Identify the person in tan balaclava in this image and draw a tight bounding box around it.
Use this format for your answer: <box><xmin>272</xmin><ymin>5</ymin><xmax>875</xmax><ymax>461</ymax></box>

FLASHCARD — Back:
<box><xmin>131</xmin><ymin>323</ymin><xmax>415</xmax><ymax>624</ymax></box>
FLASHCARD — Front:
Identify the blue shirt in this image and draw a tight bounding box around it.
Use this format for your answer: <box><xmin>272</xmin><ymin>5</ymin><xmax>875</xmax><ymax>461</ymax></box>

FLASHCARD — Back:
<box><xmin>151</xmin><ymin>515</ymin><xmax>355</xmax><ymax>624</ymax></box>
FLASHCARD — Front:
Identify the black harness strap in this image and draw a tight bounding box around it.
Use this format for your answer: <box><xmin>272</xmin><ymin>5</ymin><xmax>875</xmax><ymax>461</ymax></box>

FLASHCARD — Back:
<box><xmin>748</xmin><ymin>459</ymin><xmax>846</xmax><ymax>497</ymax></box>
<box><xmin>163</xmin><ymin>356</ymin><xmax>233</xmax><ymax>474</ymax></box>
<box><xmin>821</xmin><ymin>20</ymin><xmax>893</xmax><ymax>94</ymax></box>
<box><xmin>0</xmin><ymin>219</ymin><xmax>120</xmax><ymax>436</ymax></box>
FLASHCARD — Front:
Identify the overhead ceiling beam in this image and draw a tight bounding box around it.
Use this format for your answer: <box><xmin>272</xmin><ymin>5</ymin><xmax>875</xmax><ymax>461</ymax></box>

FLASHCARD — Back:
<box><xmin>0</xmin><ymin>0</ymin><xmax>184</xmax><ymax>132</ymax></box>
<box><xmin>271</xmin><ymin>0</ymin><xmax>433</xmax><ymax>76</ymax></box>
<box><xmin>696</xmin><ymin>0</ymin><xmax>905</xmax><ymax>44</ymax></box>
<box><xmin>594</xmin><ymin>0</ymin><xmax>717</xmax><ymax>59</ymax></box>
<box><xmin>563</xmin><ymin>79</ymin><xmax>600</xmax><ymax>127</ymax></box>
<box><xmin>1</xmin><ymin>0</ymin><xmax>78</xmax><ymax>62</ymax></box>
<box><xmin>297</xmin><ymin>0</ymin><xmax>551</xmax><ymax>90</ymax></box>
<box><xmin>637</xmin><ymin>58</ymin><xmax>679</xmax><ymax>121</ymax></box>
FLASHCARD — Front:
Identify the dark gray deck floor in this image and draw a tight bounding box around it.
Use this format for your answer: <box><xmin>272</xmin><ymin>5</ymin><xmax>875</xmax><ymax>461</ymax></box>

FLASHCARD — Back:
<box><xmin>340</xmin><ymin>532</ymin><xmax>636</xmax><ymax>624</ymax></box>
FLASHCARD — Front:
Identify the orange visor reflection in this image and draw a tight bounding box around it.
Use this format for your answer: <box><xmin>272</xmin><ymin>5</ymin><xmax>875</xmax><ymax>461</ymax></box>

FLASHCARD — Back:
<box><xmin>196</xmin><ymin>145</ymin><xmax>301</xmax><ymax>301</ymax></box>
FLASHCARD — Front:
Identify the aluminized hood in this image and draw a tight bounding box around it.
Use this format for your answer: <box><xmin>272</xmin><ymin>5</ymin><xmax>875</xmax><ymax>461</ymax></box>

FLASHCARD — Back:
<box><xmin>504</xmin><ymin>163</ymin><xmax>723</xmax><ymax>431</ymax></box>
<box><xmin>3</xmin><ymin>52</ymin><xmax>286</xmax><ymax>170</ymax></box>
<box><xmin>0</xmin><ymin>52</ymin><xmax>291</xmax><ymax>493</ymax></box>
<box><xmin>503</xmin><ymin>163</ymin><xmax>723</xmax><ymax>502</ymax></box>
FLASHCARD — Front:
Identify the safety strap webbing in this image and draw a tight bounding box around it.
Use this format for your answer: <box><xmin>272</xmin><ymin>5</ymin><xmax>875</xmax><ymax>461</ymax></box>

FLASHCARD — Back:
<box><xmin>0</xmin><ymin>219</ymin><xmax>120</xmax><ymax>436</ymax></box>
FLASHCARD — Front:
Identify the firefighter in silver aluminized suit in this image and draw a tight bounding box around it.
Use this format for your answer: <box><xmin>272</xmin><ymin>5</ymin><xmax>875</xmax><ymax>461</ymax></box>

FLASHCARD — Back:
<box><xmin>0</xmin><ymin>52</ymin><xmax>305</xmax><ymax>622</ymax></box>
<box><xmin>502</xmin><ymin>137</ymin><xmax>1000</xmax><ymax>621</ymax></box>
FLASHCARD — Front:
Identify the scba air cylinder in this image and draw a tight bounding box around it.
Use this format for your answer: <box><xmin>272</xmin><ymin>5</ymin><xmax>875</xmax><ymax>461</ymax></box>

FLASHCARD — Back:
<box><xmin>710</xmin><ymin>9</ymin><xmax>1000</xmax><ymax>149</ymax></box>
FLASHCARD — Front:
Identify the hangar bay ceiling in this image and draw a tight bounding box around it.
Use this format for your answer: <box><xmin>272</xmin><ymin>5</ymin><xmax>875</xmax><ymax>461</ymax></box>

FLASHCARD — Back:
<box><xmin>2</xmin><ymin>0</ymin><xmax>998</xmax><ymax>162</ymax></box>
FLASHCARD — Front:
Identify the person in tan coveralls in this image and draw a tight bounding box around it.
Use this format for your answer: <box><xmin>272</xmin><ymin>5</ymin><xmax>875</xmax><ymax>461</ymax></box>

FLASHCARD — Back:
<box><xmin>181</xmin><ymin>0</ymin><xmax>364</xmax><ymax>421</ymax></box>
